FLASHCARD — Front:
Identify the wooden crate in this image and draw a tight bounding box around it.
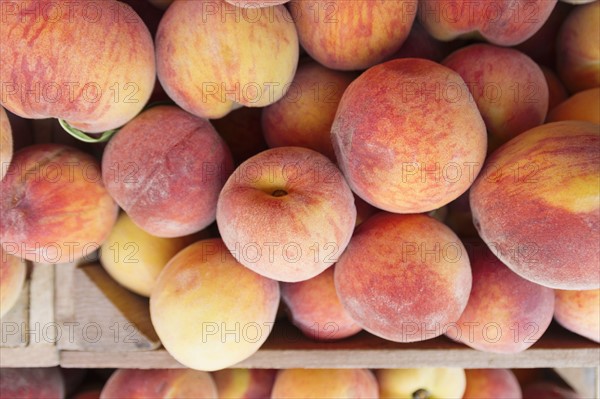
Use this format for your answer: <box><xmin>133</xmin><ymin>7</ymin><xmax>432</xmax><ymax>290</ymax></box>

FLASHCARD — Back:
<box><xmin>0</xmin><ymin>263</ymin><xmax>59</xmax><ymax>367</ymax></box>
<box><xmin>55</xmin><ymin>264</ymin><xmax>600</xmax><ymax>396</ymax></box>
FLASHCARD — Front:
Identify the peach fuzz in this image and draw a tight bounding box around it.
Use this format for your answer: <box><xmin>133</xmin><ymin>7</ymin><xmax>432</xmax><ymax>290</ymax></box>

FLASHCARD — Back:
<box><xmin>156</xmin><ymin>0</ymin><xmax>298</xmax><ymax>119</ymax></box>
<box><xmin>463</xmin><ymin>369</ymin><xmax>522</xmax><ymax>399</ymax></box>
<box><xmin>1</xmin><ymin>144</ymin><xmax>118</xmax><ymax>264</ymax></box>
<box><xmin>0</xmin><ymin>106</ymin><xmax>12</xmax><ymax>180</ymax></box>
<box><xmin>270</xmin><ymin>369</ymin><xmax>379</xmax><ymax>399</ymax></box>
<box><xmin>0</xmin><ymin>248</ymin><xmax>27</xmax><ymax>318</ymax></box>
<box><xmin>217</xmin><ymin>147</ymin><xmax>356</xmax><ymax>283</ymax></box>
<box><xmin>331</xmin><ymin>58</ymin><xmax>487</xmax><ymax>214</ymax></box>
<box><xmin>334</xmin><ymin>213</ymin><xmax>472</xmax><ymax>343</ymax></box>
<box><xmin>556</xmin><ymin>1</ymin><xmax>600</xmax><ymax>93</ymax></box>
<box><xmin>542</xmin><ymin>66</ymin><xmax>569</xmax><ymax>112</ymax></box>
<box><xmin>102</xmin><ymin>106</ymin><xmax>233</xmax><ymax>238</ymax></box>
<box><xmin>290</xmin><ymin>0</ymin><xmax>417</xmax><ymax>71</ymax></box>
<box><xmin>554</xmin><ymin>288</ymin><xmax>600</xmax><ymax>343</ymax></box>
<box><xmin>547</xmin><ymin>87</ymin><xmax>600</xmax><ymax>124</ymax></box>
<box><xmin>213</xmin><ymin>368</ymin><xmax>276</xmax><ymax>399</ymax></box>
<box><xmin>262</xmin><ymin>61</ymin><xmax>356</xmax><ymax>160</ymax></box>
<box><xmin>100</xmin><ymin>369</ymin><xmax>217</xmax><ymax>399</ymax></box>
<box><xmin>281</xmin><ymin>265</ymin><xmax>362</xmax><ymax>341</ymax></box>
<box><xmin>449</xmin><ymin>241</ymin><xmax>554</xmax><ymax>353</ymax></box>
<box><xmin>470</xmin><ymin>121</ymin><xmax>600</xmax><ymax>290</ymax></box>
<box><xmin>99</xmin><ymin>212</ymin><xmax>207</xmax><ymax>297</ymax></box>
<box><xmin>0</xmin><ymin>0</ymin><xmax>155</xmax><ymax>133</ymax></box>
<box><xmin>418</xmin><ymin>0</ymin><xmax>557</xmax><ymax>46</ymax></box>
<box><xmin>443</xmin><ymin>44</ymin><xmax>549</xmax><ymax>143</ymax></box>
<box><xmin>377</xmin><ymin>368</ymin><xmax>466</xmax><ymax>398</ymax></box>
<box><xmin>0</xmin><ymin>367</ymin><xmax>65</xmax><ymax>399</ymax></box>
<box><xmin>150</xmin><ymin>239</ymin><xmax>280</xmax><ymax>371</ymax></box>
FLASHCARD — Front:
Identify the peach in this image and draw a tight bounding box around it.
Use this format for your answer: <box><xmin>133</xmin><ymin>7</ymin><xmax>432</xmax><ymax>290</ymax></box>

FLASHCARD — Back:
<box><xmin>449</xmin><ymin>240</ymin><xmax>555</xmax><ymax>353</ymax></box>
<box><xmin>0</xmin><ymin>367</ymin><xmax>65</xmax><ymax>398</ymax></box>
<box><xmin>0</xmin><ymin>0</ymin><xmax>155</xmax><ymax>133</ymax></box>
<box><xmin>354</xmin><ymin>194</ymin><xmax>378</xmax><ymax>227</ymax></box>
<box><xmin>522</xmin><ymin>382</ymin><xmax>583</xmax><ymax>398</ymax></box>
<box><xmin>556</xmin><ymin>1</ymin><xmax>600</xmax><ymax>93</ymax></box>
<box><xmin>377</xmin><ymin>368</ymin><xmax>466</xmax><ymax>398</ymax></box>
<box><xmin>554</xmin><ymin>288</ymin><xmax>600</xmax><ymax>342</ymax></box>
<box><xmin>6</xmin><ymin>110</ymin><xmax>34</xmax><ymax>152</ymax></box>
<box><xmin>547</xmin><ymin>88</ymin><xmax>600</xmax><ymax>124</ymax></box>
<box><xmin>100</xmin><ymin>369</ymin><xmax>217</xmax><ymax>399</ymax></box>
<box><xmin>102</xmin><ymin>106</ymin><xmax>233</xmax><ymax>238</ymax></box>
<box><xmin>262</xmin><ymin>61</ymin><xmax>356</xmax><ymax>160</ymax></box>
<box><xmin>0</xmin><ymin>247</ymin><xmax>27</xmax><ymax>318</ymax></box>
<box><xmin>217</xmin><ymin>147</ymin><xmax>356</xmax><ymax>282</ymax></box>
<box><xmin>443</xmin><ymin>44</ymin><xmax>549</xmax><ymax>144</ymax></box>
<box><xmin>212</xmin><ymin>107</ymin><xmax>268</xmax><ymax>165</ymax></box>
<box><xmin>1</xmin><ymin>144</ymin><xmax>118</xmax><ymax>264</ymax></box>
<box><xmin>418</xmin><ymin>0</ymin><xmax>557</xmax><ymax>46</ymax></box>
<box><xmin>99</xmin><ymin>212</ymin><xmax>207</xmax><ymax>297</ymax></box>
<box><xmin>213</xmin><ymin>369</ymin><xmax>276</xmax><ymax>399</ymax></box>
<box><xmin>281</xmin><ymin>265</ymin><xmax>362</xmax><ymax>341</ymax></box>
<box><xmin>542</xmin><ymin>66</ymin><xmax>569</xmax><ymax>112</ymax></box>
<box><xmin>150</xmin><ymin>239</ymin><xmax>280</xmax><ymax>371</ymax></box>
<box><xmin>470</xmin><ymin>121</ymin><xmax>600</xmax><ymax>290</ymax></box>
<box><xmin>0</xmin><ymin>106</ymin><xmax>12</xmax><ymax>180</ymax></box>
<box><xmin>271</xmin><ymin>369</ymin><xmax>379</xmax><ymax>398</ymax></box>
<box><xmin>334</xmin><ymin>213</ymin><xmax>472</xmax><ymax>343</ymax></box>
<box><xmin>463</xmin><ymin>369</ymin><xmax>522</xmax><ymax>399</ymax></box>
<box><xmin>156</xmin><ymin>0</ymin><xmax>298</xmax><ymax>119</ymax></box>
<box><xmin>331</xmin><ymin>58</ymin><xmax>487</xmax><ymax>213</ymax></box>
<box><xmin>289</xmin><ymin>0</ymin><xmax>418</xmax><ymax>71</ymax></box>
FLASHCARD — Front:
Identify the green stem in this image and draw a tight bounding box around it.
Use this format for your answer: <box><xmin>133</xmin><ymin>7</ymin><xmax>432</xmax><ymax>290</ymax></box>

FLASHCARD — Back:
<box><xmin>58</xmin><ymin>119</ymin><xmax>117</xmax><ymax>143</ymax></box>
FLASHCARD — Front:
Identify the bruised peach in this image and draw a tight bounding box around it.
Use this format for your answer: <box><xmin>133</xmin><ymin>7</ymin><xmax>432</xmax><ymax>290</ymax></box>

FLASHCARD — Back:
<box><xmin>1</xmin><ymin>144</ymin><xmax>118</xmax><ymax>264</ymax></box>
<box><xmin>0</xmin><ymin>0</ymin><xmax>155</xmax><ymax>133</ymax></box>
<box><xmin>335</xmin><ymin>213</ymin><xmax>472</xmax><ymax>343</ymax></box>
<box><xmin>331</xmin><ymin>58</ymin><xmax>487</xmax><ymax>213</ymax></box>
<box><xmin>470</xmin><ymin>121</ymin><xmax>600</xmax><ymax>290</ymax></box>
<box><xmin>281</xmin><ymin>265</ymin><xmax>362</xmax><ymax>341</ymax></box>
<box><xmin>100</xmin><ymin>369</ymin><xmax>217</xmax><ymax>399</ymax></box>
<box><xmin>102</xmin><ymin>106</ymin><xmax>233</xmax><ymax>238</ymax></box>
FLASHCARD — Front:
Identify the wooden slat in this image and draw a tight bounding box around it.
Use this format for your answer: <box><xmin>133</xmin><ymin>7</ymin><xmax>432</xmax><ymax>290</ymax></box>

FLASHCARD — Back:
<box><xmin>59</xmin><ymin>321</ymin><xmax>600</xmax><ymax>369</ymax></box>
<box><xmin>555</xmin><ymin>367</ymin><xmax>599</xmax><ymax>398</ymax></box>
<box><xmin>0</xmin><ymin>280</ymin><xmax>30</xmax><ymax>348</ymax></box>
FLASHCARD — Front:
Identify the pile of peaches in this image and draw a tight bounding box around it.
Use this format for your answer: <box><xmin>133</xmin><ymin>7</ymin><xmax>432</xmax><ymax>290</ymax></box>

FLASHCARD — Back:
<box><xmin>0</xmin><ymin>0</ymin><xmax>598</xmax><ymax>395</ymax></box>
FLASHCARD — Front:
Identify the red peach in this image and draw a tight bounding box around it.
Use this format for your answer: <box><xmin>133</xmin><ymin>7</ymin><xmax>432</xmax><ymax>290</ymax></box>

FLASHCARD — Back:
<box><xmin>443</xmin><ymin>44</ymin><xmax>549</xmax><ymax>144</ymax></box>
<box><xmin>0</xmin><ymin>367</ymin><xmax>65</xmax><ymax>399</ymax></box>
<box><xmin>523</xmin><ymin>382</ymin><xmax>583</xmax><ymax>398</ymax></box>
<box><xmin>334</xmin><ymin>213</ymin><xmax>472</xmax><ymax>343</ymax></box>
<box><xmin>281</xmin><ymin>265</ymin><xmax>362</xmax><ymax>341</ymax></box>
<box><xmin>418</xmin><ymin>0</ymin><xmax>558</xmax><ymax>46</ymax></box>
<box><xmin>1</xmin><ymin>144</ymin><xmax>118</xmax><ymax>264</ymax></box>
<box><xmin>102</xmin><ymin>106</ymin><xmax>233</xmax><ymax>238</ymax></box>
<box><xmin>391</xmin><ymin>21</ymin><xmax>446</xmax><ymax>62</ymax></box>
<box><xmin>331</xmin><ymin>58</ymin><xmax>487</xmax><ymax>213</ymax></box>
<box><xmin>470</xmin><ymin>121</ymin><xmax>600</xmax><ymax>290</ymax></box>
<box><xmin>0</xmin><ymin>0</ymin><xmax>155</xmax><ymax>133</ymax></box>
